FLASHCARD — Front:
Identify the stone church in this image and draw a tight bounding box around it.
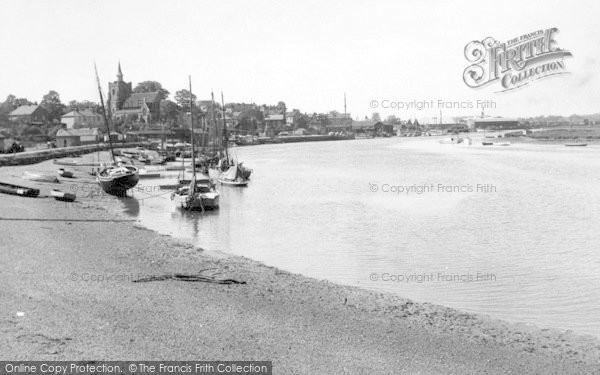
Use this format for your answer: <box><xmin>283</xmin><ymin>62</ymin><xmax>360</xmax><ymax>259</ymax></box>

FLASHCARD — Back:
<box><xmin>108</xmin><ymin>63</ymin><xmax>161</xmax><ymax>123</ymax></box>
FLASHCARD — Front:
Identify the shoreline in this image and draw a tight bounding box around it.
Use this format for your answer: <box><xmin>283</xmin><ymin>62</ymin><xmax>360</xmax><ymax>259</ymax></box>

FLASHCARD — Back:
<box><xmin>1</xmin><ymin>155</ymin><xmax>600</xmax><ymax>373</ymax></box>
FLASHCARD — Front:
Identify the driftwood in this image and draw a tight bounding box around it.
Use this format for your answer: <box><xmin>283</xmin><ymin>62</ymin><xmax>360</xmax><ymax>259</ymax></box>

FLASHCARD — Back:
<box><xmin>133</xmin><ymin>272</ymin><xmax>246</xmax><ymax>285</ymax></box>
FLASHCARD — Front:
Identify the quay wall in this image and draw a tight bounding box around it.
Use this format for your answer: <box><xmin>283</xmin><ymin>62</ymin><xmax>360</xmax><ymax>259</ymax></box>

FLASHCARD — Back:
<box><xmin>0</xmin><ymin>143</ymin><xmax>145</xmax><ymax>167</ymax></box>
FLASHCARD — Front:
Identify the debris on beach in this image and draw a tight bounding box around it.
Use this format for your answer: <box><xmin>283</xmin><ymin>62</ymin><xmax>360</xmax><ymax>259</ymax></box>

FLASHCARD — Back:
<box><xmin>133</xmin><ymin>272</ymin><xmax>246</xmax><ymax>285</ymax></box>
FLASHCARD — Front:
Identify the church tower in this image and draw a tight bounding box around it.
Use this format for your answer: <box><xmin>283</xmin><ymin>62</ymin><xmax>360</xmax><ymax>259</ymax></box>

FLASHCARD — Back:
<box><xmin>108</xmin><ymin>62</ymin><xmax>132</xmax><ymax>115</ymax></box>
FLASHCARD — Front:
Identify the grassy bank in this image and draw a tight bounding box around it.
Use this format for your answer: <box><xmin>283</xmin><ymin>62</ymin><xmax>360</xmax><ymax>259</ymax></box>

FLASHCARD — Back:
<box><xmin>528</xmin><ymin>128</ymin><xmax>600</xmax><ymax>140</ymax></box>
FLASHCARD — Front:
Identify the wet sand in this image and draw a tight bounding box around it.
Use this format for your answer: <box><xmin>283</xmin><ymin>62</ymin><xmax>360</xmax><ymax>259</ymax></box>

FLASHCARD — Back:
<box><xmin>1</xmin><ymin>155</ymin><xmax>599</xmax><ymax>374</ymax></box>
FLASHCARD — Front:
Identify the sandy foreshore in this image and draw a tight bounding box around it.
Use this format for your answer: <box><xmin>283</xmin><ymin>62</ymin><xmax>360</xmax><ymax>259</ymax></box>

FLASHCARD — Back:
<box><xmin>1</xmin><ymin>155</ymin><xmax>600</xmax><ymax>374</ymax></box>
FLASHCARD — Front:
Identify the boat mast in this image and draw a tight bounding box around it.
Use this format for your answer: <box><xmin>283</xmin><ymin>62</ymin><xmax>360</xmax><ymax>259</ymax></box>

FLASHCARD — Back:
<box><xmin>94</xmin><ymin>63</ymin><xmax>116</xmax><ymax>164</ymax></box>
<box><xmin>189</xmin><ymin>76</ymin><xmax>196</xmax><ymax>181</ymax></box>
<box><xmin>211</xmin><ymin>91</ymin><xmax>217</xmax><ymax>155</ymax></box>
<box><xmin>221</xmin><ymin>92</ymin><xmax>229</xmax><ymax>162</ymax></box>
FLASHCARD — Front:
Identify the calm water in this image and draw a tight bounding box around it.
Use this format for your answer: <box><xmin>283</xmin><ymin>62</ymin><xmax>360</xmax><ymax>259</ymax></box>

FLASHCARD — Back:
<box><xmin>125</xmin><ymin>137</ymin><xmax>600</xmax><ymax>337</ymax></box>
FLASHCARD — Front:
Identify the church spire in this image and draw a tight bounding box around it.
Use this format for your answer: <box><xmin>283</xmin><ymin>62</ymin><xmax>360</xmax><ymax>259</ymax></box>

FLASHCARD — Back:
<box><xmin>117</xmin><ymin>61</ymin><xmax>123</xmax><ymax>82</ymax></box>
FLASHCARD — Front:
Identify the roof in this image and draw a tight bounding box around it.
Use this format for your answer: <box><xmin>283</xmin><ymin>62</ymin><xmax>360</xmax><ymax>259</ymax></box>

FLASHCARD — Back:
<box><xmin>62</xmin><ymin>110</ymin><xmax>85</xmax><ymax>118</ymax></box>
<box><xmin>10</xmin><ymin>105</ymin><xmax>40</xmax><ymax>116</ymax></box>
<box><xmin>122</xmin><ymin>92</ymin><xmax>160</xmax><ymax>108</ymax></box>
<box><xmin>79</xmin><ymin>109</ymin><xmax>101</xmax><ymax>117</ymax></box>
<box><xmin>266</xmin><ymin>114</ymin><xmax>284</xmax><ymax>121</ymax></box>
<box><xmin>56</xmin><ymin>128</ymin><xmax>101</xmax><ymax>137</ymax></box>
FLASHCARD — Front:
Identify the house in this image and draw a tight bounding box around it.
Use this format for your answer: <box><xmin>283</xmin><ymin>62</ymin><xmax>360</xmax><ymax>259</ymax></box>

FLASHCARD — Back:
<box><xmin>9</xmin><ymin>105</ymin><xmax>49</xmax><ymax>125</ymax></box>
<box><xmin>61</xmin><ymin>109</ymin><xmax>103</xmax><ymax>129</ymax></box>
<box><xmin>263</xmin><ymin>114</ymin><xmax>286</xmax><ymax>136</ymax></box>
<box><xmin>352</xmin><ymin>120</ymin><xmax>377</xmax><ymax>134</ymax></box>
<box><xmin>326</xmin><ymin>111</ymin><xmax>352</xmax><ymax>131</ymax></box>
<box><xmin>468</xmin><ymin>117</ymin><xmax>520</xmax><ymax>130</ymax></box>
<box><xmin>55</xmin><ymin>128</ymin><xmax>103</xmax><ymax>147</ymax></box>
<box><xmin>374</xmin><ymin>122</ymin><xmax>394</xmax><ymax>136</ymax></box>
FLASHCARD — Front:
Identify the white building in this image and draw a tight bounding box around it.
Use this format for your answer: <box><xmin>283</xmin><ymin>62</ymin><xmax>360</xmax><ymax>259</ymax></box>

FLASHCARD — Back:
<box><xmin>61</xmin><ymin>109</ymin><xmax>103</xmax><ymax>129</ymax></box>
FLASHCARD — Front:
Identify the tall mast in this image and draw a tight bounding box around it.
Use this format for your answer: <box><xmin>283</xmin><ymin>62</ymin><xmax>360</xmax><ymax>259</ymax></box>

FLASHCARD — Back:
<box><xmin>221</xmin><ymin>92</ymin><xmax>228</xmax><ymax>162</ymax></box>
<box><xmin>211</xmin><ymin>91</ymin><xmax>217</xmax><ymax>154</ymax></box>
<box><xmin>189</xmin><ymin>76</ymin><xmax>196</xmax><ymax>180</ymax></box>
<box><xmin>344</xmin><ymin>92</ymin><xmax>347</xmax><ymax>131</ymax></box>
<box><xmin>94</xmin><ymin>63</ymin><xmax>116</xmax><ymax>164</ymax></box>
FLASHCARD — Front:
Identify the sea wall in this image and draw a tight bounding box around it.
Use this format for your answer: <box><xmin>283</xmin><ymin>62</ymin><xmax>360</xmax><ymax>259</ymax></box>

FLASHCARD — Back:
<box><xmin>0</xmin><ymin>143</ymin><xmax>144</xmax><ymax>167</ymax></box>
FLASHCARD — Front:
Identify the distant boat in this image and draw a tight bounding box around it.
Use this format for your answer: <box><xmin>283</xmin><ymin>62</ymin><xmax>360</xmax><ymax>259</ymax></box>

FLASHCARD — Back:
<box><xmin>565</xmin><ymin>143</ymin><xmax>588</xmax><ymax>147</ymax></box>
<box><xmin>482</xmin><ymin>141</ymin><xmax>494</xmax><ymax>146</ymax></box>
<box><xmin>138</xmin><ymin>168</ymin><xmax>161</xmax><ymax>179</ymax></box>
<box><xmin>0</xmin><ymin>182</ymin><xmax>40</xmax><ymax>197</ymax></box>
<box><xmin>218</xmin><ymin>164</ymin><xmax>249</xmax><ymax>186</ymax></box>
<box><xmin>439</xmin><ymin>137</ymin><xmax>463</xmax><ymax>144</ymax></box>
<box><xmin>493</xmin><ymin>141</ymin><xmax>511</xmax><ymax>146</ymax></box>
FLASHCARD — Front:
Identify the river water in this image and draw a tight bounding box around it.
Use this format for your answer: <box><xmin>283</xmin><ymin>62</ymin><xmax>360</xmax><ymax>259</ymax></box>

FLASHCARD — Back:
<box><xmin>125</xmin><ymin>137</ymin><xmax>600</xmax><ymax>338</ymax></box>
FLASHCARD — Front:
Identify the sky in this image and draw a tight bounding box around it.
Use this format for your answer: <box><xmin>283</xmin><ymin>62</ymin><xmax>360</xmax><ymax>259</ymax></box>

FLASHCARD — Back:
<box><xmin>1</xmin><ymin>0</ymin><xmax>599</xmax><ymax>121</ymax></box>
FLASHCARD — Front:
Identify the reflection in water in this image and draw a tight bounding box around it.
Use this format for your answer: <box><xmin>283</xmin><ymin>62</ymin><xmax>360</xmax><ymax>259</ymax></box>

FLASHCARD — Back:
<box><xmin>120</xmin><ymin>197</ymin><xmax>140</xmax><ymax>216</ymax></box>
<box><xmin>170</xmin><ymin>208</ymin><xmax>220</xmax><ymax>239</ymax></box>
<box><xmin>127</xmin><ymin>138</ymin><xmax>600</xmax><ymax>338</ymax></box>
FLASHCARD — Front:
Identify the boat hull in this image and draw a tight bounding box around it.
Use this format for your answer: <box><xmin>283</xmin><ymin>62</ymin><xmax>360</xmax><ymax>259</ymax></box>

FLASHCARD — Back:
<box><xmin>172</xmin><ymin>192</ymin><xmax>219</xmax><ymax>210</ymax></box>
<box><xmin>0</xmin><ymin>182</ymin><xmax>40</xmax><ymax>197</ymax></box>
<box><xmin>97</xmin><ymin>167</ymin><xmax>139</xmax><ymax>196</ymax></box>
<box><xmin>218</xmin><ymin>178</ymin><xmax>249</xmax><ymax>186</ymax></box>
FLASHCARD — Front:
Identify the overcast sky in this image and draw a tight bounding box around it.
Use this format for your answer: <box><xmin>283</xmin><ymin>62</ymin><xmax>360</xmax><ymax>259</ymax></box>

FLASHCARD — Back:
<box><xmin>1</xmin><ymin>0</ymin><xmax>598</xmax><ymax>121</ymax></box>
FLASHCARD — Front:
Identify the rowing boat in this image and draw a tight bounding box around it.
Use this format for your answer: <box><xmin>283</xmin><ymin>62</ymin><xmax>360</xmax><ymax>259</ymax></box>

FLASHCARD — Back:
<box><xmin>50</xmin><ymin>189</ymin><xmax>76</xmax><ymax>202</ymax></box>
<box><xmin>0</xmin><ymin>182</ymin><xmax>40</xmax><ymax>197</ymax></box>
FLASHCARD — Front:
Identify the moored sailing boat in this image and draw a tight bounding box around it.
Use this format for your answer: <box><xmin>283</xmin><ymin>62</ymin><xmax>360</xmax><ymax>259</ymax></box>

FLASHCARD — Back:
<box><xmin>171</xmin><ymin>76</ymin><xmax>220</xmax><ymax>210</ymax></box>
<box><xmin>218</xmin><ymin>164</ymin><xmax>249</xmax><ymax>186</ymax></box>
<box><xmin>94</xmin><ymin>64</ymin><xmax>139</xmax><ymax>196</ymax></box>
<box><xmin>210</xmin><ymin>92</ymin><xmax>252</xmax><ymax>183</ymax></box>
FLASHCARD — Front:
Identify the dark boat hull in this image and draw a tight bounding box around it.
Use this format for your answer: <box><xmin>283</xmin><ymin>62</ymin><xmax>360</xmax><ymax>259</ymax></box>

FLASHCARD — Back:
<box><xmin>97</xmin><ymin>169</ymin><xmax>139</xmax><ymax>197</ymax></box>
<box><xmin>0</xmin><ymin>182</ymin><xmax>40</xmax><ymax>197</ymax></box>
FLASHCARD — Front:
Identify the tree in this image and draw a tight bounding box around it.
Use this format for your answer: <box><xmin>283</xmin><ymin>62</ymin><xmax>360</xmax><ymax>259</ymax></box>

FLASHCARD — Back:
<box><xmin>40</xmin><ymin>90</ymin><xmax>65</xmax><ymax>122</ymax></box>
<box><xmin>174</xmin><ymin>89</ymin><xmax>197</xmax><ymax>112</ymax></box>
<box><xmin>276</xmin><ymin>101</ymin><xmax>286</xmax><ymax>114</ymax></box>
<box><xmin>133</xmin><ymin>81</ymin><xmax>170</xmax><ymax>100</ymax></box>
<box><xmin>371</xmin><ymin>112</ymin><xmax>381</xmax><ymax>122</ymax></box>
<box><xmin>159</xmin><ymin>100</ymin><xmax>180</xmax><ymax>124</ymax></box>
<box><xmin>67</xmin><ymin>100</ymin><xmax>100</xmax><ymax>113</ymax></box>
<box><xmin>385</xmin><ymin>115</ymin><xmax>400</xmax><ymax>124</ymax></box>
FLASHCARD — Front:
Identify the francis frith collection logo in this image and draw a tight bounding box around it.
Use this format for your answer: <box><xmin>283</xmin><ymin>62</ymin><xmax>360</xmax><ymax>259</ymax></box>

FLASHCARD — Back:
<box><xmin>463</xmin><ymin>28</ymin><xmax>572</xmax><ymax>91</ymax></box>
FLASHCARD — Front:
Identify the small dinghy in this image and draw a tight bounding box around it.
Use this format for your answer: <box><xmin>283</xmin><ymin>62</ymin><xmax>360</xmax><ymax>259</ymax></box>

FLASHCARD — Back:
<box><xmin>57</xmin><ymin>168</ymin><xmax>74</xmax><ymax>178</ymax></box>
<box><xmin>50</xmin><ymin>189</ymin><xmax>76</xmax><ymax>202</ymax></box>
<box><xmin>138</xmin><ymin>168</ymin><xmax>161</xmax><ymax>179</ymax></box>
<box><xmin>565</xmin><ymin>143</ymin><xmax>588</xmax><ymax>147</ymax></box>
<box><xmin>22</xmin><ymin>171</ymin><xmax>58</xmax><ymax>183</ymax></box>
<box><xmin>0</xmin><ymin>182</ymin><xmax>40</xmax><ymax>197</ymax></box>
